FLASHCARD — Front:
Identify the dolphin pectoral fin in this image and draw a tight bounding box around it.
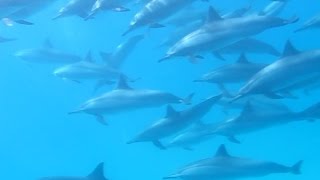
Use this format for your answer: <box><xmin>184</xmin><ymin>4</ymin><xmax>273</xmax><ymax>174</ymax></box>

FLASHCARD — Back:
<box><xmin>14</xmin><ymin>20</ymin><xmax>34</xmax><ymax>25</ymax></box>
<box><xmin>264</xmin><ymin>92</ymin><xmax>284</xmax><ymax>99</ymax></box>
<box><xmin>228</xmin><ymin>136</ymin><xmax>241</xmax><ymax>144</ymax></box>
<box><xmin>78</xmin><ymin>11</ymin><xmax>90</xmax><ymax>19</ymax></box>
<box><xmin>95</xmin><ymin>114</ymin><xmax>108</xmax><ymax>126</ymax></box>
<box><xmin>188</xmin><ymin>55</ymin><xmax>203</xmax><ymax>64</ymax></box>
<box><xmin>212</xmin><ymin>52</ymin><xmax>226</xmax><ymax>61</ymax></box>
<box><xmin>149</xmin><ymin>23</ymin><xmax>165</xmax><ymax>28</ymax></box>
<box><xmin>152</xmin><ymin>140</ymin><xmax>166</xmax><ymax>150</ymax></box>
<box><xmin>112</xmin><ymin>6</ymin><xmax>130</xmax><ymax>12</ymax></box>
<box><xmin>291</xmin><ymin>160</ymin><xmax>303</xmax><ymax>175</ymax></box>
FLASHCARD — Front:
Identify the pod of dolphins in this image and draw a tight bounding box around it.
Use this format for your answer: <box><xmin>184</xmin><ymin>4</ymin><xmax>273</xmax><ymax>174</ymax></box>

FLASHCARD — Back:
<box><xmin>2</xmin><ymin>0</ymin><xmax>320</xmax><ymax>180</ymax></box>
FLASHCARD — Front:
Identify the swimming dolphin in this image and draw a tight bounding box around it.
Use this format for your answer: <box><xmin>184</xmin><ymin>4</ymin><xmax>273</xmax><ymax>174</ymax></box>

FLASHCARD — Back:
<box><xmin>295</xmin><ymin>14</ymin><xmax>320</xmax><ymax>33</ymax></box>
<box><xmin>0</xmin><ymin>36</ymin><xmax>16</xmax><ymax>43</ymax></box>
<box><xmin>232</xmin><ymin>41</ymin><xmax>320</xmax><ymax>101</ymax></box>
<box><xmin>86</xmin><ymin>0</ymin><xmax>130</xmax><ymax>19</ymax></box>
<box><xmin>210</xmin><ymin>101</ymin><xmax>320</xmax><ymax>143</ymax></box>
<box><xmin>194</xmin><ymin>54</ymin><xmax>268</xmax><ymax>89</ymax></box>
<box><xmin>127</xmin><ymin>95</ymin><xmax>221</xmax><ymax>149</ymax></box>
<box><xmin>100</xmin><ymin>35</ymin><xmax>144</xmax><ymax>69</ymax></box>
<box><xmin>15</xmin><ymin>39</ymin><xmax>82</xmax><ymax>64</ymax></box>
<box><xmin>39</xmin><ymin>162</ymin><xmax>108</xmax><ymax>180</ymax></box>
<box><xmin>0</xmin><ymin>0</ymin><xmax>55</xmax><ymax>26</ymax></box>
<box><xmin>122</xmin><ymin>0</ymin><xmax>204</xmax><ymax>36</ymax></box>
<box><xmin>164</xmin><ymin>144</ymin><xmax>302</xmax><ymax>180</ymax></box>
<box><xmin>69</xmin><ymin>76</ymin><xmax>194</xmax><ymax>125</ymax></box>
<box><xmin>53</xmin><ymin>0</ymin><xmax>96</xmax><ymax>20</ymax></box>
<box><xmin>216</xmin><ymin>38</ymin><xmax>281</xmax><ymax>59</ymax></box>
<box><xmin>53</xmin><ymin>51</ymin><xmax>122</xmax><ymax>90</ymax></box>
<box><xmin>159</xmin><ymin>6</ymin><xmax>298</xmax><ymax>63</ymax></box>
<box><xmin>259</xmin><ymin>0</ymin><xmax>288</xmax><ymax>17</ymax></box>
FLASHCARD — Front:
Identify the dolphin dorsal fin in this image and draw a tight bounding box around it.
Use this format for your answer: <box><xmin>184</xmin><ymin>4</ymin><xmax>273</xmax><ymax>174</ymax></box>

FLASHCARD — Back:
<box><xmin>239</xmin><ymin>101</ymin><xmax>254</xmax><ymax>119</ymax></box>
<box><xmin>43</xmin><ymin>38</ymin><xmax>53</xmax><ymax>48</ymax></box>
<box><xmin>207</xmin><ymin>6</ymin><xmax>223</xmax><ymax>23</ymax></box>
<box><xmin>215</xmin><ymin>144</ymin><xmax>231</xmax><ymax>157</ymax></box>
<box><xmin>87</xmin><ymin>162</ymin><xmax>107</xmax><ymax>180</ymax></box>
<box><xmin>282</xmin><ymin>40</ymin><xmax>300</xmax><ymax>57</ymax></box>
<box><xmin>85</xmin><ymin>51</ymin><xmax>93</xmax><ymax>62</ymax></box>
<box><xmin>165</xmin><ymin>105</ymin><xmax>180</xmax><ymax>117</ymax></box>
<box><xmin>237</xmin><ymin>53</ymin><xmax>250</xmax><ymax>64</ymax></box>
<box><xmin>116</xmin><ymin>75</ymin><xmax>132</xmax><ymax>90</ymax></box>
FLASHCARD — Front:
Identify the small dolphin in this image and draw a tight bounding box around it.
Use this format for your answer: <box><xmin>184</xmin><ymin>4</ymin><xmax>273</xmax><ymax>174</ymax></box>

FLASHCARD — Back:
<box><xmin>259</xmin><ymin>0</ymin><xmax>288</xmax><ymax>17</ymax></box>
<box><xmin>39</xmin><ymin>162</ymin><xmax>108</xmax><ymax>180</ymax></box>
<box><xmin>0</xmin><ymin>36</ymin><xmax>16</xmax><ymax>43</ymax></box>
<box><xmin>122</xmin><ymin>0</ymin><xmax>204</xmax><ymax>36</ymax></box>
<box><xmin>127</xmin><ymin>95</ymin><xmax>221</xmax><ymax>149</ymax></box>
<box><xmin>164</xmin><ymin>145</ymin><xmax>302</xmax><ymax>180</ymax></box>
<box><xmin>54</xmin><ymin>51</ymin><xmax>122</xmax><ymax>90</ymax></box>
<box><xmin>100</xmin><ymin>35</ymin><xmax>144</xmax><ymax>69</ymax></box>
<box><xmin>86</xmin><ymin>0</ymin><xmax>130</xmax><ymax>19</ymax></box>
<box><xmin>160</xmin><ymin>6</ymin><xmax>298</xmax><ymax>63</ymax></box>
<box><xmin>232</xmin><ymin>41</ymin><xmax>320</xmax><ymax>101</ymax></box>
<box><xmin>211</xmin><ymin>101</ymin><xmax>320</xmax><ymax>143</ymax></box>
<box><xmin>194</xmin><ymin>54</ymin><xmax>268</xmax><ymax>88</ymax></box>
<box><xmin>53</xmin><ymin>0</ymin><xmax>96</xmax><ymax>20</ymax></box>
<box><xmin>295</xmin><ymin>14</ymin><xmax>320</xmax><ymax>33</ymax></box>
<box><xmin>15</xmin><ymin>39</ymin><xmax>82</xmax><ymax>64</ymax></box>
<box><xmin>69</xmin><ymin>76</ymin><xmax>194</xmax><ymax>125</ymax></box>
<box><xmin>216</xmin><ymin>38</ymin><xmax>281</xmax><ymax>59</ymax></box>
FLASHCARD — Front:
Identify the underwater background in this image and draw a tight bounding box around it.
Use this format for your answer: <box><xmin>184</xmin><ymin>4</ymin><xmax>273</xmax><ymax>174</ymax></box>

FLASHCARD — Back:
<box><xmin>1</xmin><ymin>0</ymin><xmax>320</xmax><ymax>180</ymax></box>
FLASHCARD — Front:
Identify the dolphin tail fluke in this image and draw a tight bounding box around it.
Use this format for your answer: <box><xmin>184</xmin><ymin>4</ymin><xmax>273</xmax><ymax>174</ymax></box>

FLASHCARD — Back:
<box><xmin>291</xmin><ymin>160</ymin><xmax>303</xmax><ymax>175</ymax></box>
<box><xmin>180</xmin><ymin>93</ymin><xmax>195</xmax><ymax>105</ymax></box>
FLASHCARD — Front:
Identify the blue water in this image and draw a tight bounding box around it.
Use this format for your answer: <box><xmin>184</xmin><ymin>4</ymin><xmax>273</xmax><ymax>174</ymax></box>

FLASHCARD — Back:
<box><xmin>1</xmin><ymin>0</ymin><xmax>320</xmax><ymax>179</ymax></box>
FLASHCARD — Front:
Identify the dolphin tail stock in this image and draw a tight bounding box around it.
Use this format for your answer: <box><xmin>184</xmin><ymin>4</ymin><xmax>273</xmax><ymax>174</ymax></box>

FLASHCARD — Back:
<box><xmin>180</xmin><ymin>93</ymin><xmax>195</xmax><ymax>105</ymax></box>
<box><xmin>291</xmin><ymin>160</ymin><xmax>303</xmax><ymax>175</ymax></box>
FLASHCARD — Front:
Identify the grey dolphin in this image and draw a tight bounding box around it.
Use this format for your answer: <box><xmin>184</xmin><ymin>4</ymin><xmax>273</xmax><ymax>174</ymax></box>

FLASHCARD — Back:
<box><xmin>216</xmin><ymin>38</ymin><xmax>281</xmax><ymax>58</ymax></box>
<box><xmin>194</xmin><ymin>54</ymin><xmax>268</xmax><ymax>88</ymax></box>
<box><xmin>164</xmin><ymin>145</ymin><xmax>302</xmax><ymax>180</ymax></box>
<box><xmin>53</xmin><ymin>52</ymin><xmax>122</xmax><ymax>90</ymax></box>
<box><xmin>211</xmin><ymin>101</ymin><xmax>320</xmax><ymax>143</ymax></box>
<box><xmin>69</xmin><ymin>76</ymin><xmax>194</xmax><ymax>125</ymax></box>
<box><xmin>0</xmin><ymin>36</ymin><xmax>16</xmax><ymax>43</ymax></box>
<box><xmin>127</xmin><ymin>95</ymin><xmax>222</xmax><ymax>149</ymax></box>
<box><xmin>15</xmin><ymin>40</ymin><xmax>82</xmax><ymax>64</ymax></box>
<box><xmin>295</xmin><ymin>14</ymin><xmax>320</xmax><ymax>33</ymax></box>
<box><xmin>122</xmin><ymin>0</ymin><xmax>204</xmax><ymax>36</ymax></box>
<box><xmin>39</xmin><ymin>162</ymin><xmax>108</xmax><ymax>180</ymax></box>
<box><xmin>232</xmin><ymin>41</ymin><xmax>320</xmax><ymax>101</ymax></box>
<box><xmin>259</xmin><ymin>0</ymin><xmax>288</xmax><ymax>17</ymax></box>
<box><xmin>100</xmin><ymin>35</ymin><xmax>144</xmax><ymax>69</ymax></box>
<box><xmin>159</xmin><ymin>6</ymin><xmax>298</xmax><ymax>63</ymax></box>
<box><xmin>86</xmin><ymin>0</ymin><xmax>130</xmax><ymax>19</ymax></box>
<box><xmin>53</xmin><ymin>0</ymin><xmax>96</xmax><ymax>20</ymax></box>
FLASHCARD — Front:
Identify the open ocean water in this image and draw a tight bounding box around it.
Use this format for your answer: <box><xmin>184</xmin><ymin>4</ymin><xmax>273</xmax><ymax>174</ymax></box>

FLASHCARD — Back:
<box><xmin>1</xmin><ymin>0</ymin><xmax>320</xmax><ymax>180</ymax></box>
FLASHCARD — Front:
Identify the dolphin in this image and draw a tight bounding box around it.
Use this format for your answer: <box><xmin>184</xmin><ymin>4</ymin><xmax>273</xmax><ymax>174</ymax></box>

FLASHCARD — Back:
<box><xmin>69</xmin><ymin>76</ymin><xmax>194</xmax><ymax>125</ymax></box>
<box><xmin>15</xmin><ymin>39</ymin><xmax>82</xmax><ymax>64</ymax></box>
<box><xmin>295</xmin><ymin>14</ymin><xmax>320</xmax><ymax>33</ymax></box>
<box><xmin>53</xmin><ymin>0</ymin><xmax>96</xmax><ymax>20</ymax></box>
<box><xmin>0</xmin><ymin>0</ymin><xmax>55</xmax><ymax>26</ymax></box>
<box><xmin>232</xmin><ymin>41</ymin><xmax>320</xmax><ymax>101</ymax></box>
<box><xmin>194</xmin><ymin>54</ymin><xmax>268</xmax><ymax>89</ymax></box>
<box><xmin>86</xmin><ymin>0</ymin><xmax>131</xmax><ymax>19</ymax></box>
<box><xmin>216</xmin><ymin>38</ymin><xmax>281</xmax><ymax>59</ymax></box>
<box><xmin>0</xmin><ymin>36</ymin><xmax>16</xmax><ymax>43</ymax></box>
<box><xmin>100</xmin><ymin>35</ymin><xmax>144</xmax><ymax>69</ymax></box>
<box><xmin>126</xmin><ymin>95</ymin><xmax>222</xmax><ymax>149</ymax></box>
<box><xmin>164</xmin><ymin>145</ymin><xmax>303</xmax><ymax>180</ymax></box>
<box><xmin>259</xmin><ymin>0</ymin><xmax>288</xmax><ymax>17</ymax></box>
<box><xmin>53</xmin><ymin>51</ymin><xmax>123</xmax><ymax>90</ymax></box>
<box><xmin>210</xmin><ymin>101</ymin><xmax>320</xmax><ymax>143</ymax></box>
<box><xmin>39</xmin><ymin>162</ymin><xmax>108</xmax><ymax>180</ymax></box>
<box><xmin>159</xmin><ymin>6</ymin><xmax>298</xmax><ymax>63</ymax></box>
<box><xmin>122</xmin><ymin>0</ymin><xmax>204</xmax><ymax>36</ymax></box>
